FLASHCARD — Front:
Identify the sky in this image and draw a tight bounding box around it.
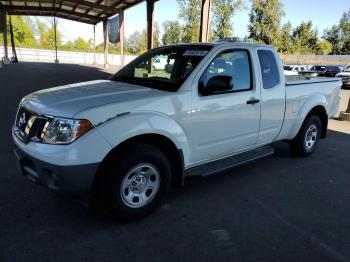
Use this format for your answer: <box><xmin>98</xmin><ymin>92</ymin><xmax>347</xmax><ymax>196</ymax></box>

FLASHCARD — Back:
<box><xmin>48</xmin><ymin>0</ymin><xmax>350</xmax><ymax>45</ymax></box>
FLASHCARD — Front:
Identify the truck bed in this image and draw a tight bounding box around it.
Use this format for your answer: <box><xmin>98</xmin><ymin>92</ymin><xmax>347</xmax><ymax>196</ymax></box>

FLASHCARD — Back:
<box><xmin>278</xmin><ymin>75</ymin><xmax>342</xmax><ymax>141</ymax></box>
<box><xmin>285</xmin><ymin>75</ymin><xmax>340</xmax><ymax>86</ymax></box>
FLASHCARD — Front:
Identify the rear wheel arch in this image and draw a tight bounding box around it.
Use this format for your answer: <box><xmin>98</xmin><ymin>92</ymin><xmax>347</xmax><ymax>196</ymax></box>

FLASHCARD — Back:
<box><xmin>305</xmin><ymin>105</ymin><xmax>328</xmax><ymax>138</ymax></box>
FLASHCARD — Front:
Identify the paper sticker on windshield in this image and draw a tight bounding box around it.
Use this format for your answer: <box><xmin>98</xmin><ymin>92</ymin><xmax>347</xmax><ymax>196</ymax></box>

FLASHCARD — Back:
<box><xmin>183</xmin><ymin>50</ymin><xmax>208</xmax><ymax>56</ymax></box>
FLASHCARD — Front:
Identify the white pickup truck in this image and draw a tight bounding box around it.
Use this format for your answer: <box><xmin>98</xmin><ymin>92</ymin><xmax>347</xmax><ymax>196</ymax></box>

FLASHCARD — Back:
<box><xmin>13</xmin><ymin>41</ymin><xmax>341</xmax><ymax>220</ymax></box>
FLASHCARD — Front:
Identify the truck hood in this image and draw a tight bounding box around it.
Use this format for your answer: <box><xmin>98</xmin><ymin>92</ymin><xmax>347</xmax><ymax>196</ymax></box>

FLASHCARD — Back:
<box><xmin>21</xmin><ymin>80</ymin><xmax>167</xmax><ymax>118</ymax></box>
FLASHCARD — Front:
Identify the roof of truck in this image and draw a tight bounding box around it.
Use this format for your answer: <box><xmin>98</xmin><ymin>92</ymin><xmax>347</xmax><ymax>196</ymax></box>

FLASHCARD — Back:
<box><xmin>167</xmin><ymin>41</ymin><xmax>272</xmax><ymax>49</ymax></box>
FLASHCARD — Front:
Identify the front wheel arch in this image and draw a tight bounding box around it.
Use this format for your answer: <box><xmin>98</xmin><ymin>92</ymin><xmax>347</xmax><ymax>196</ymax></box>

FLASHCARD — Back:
<box><xmin>92</xmin><ymin>134</ymin><xmax>185</xmax><ymax>201</ymax></box>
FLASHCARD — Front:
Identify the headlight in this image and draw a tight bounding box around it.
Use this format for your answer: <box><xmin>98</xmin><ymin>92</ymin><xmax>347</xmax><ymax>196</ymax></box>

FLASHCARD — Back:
<box><xmin>42</xmin><ymin>117</ymin><xmax>93</xmax><ymax>144</ymax></box>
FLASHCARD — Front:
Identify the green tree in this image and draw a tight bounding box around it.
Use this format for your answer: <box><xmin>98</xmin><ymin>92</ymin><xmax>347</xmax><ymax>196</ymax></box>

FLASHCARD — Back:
<box><xmin>162</xmin><ymin>20</ymin><xmax>182</xmax><ymax>45</ymax></box>
<box><xmin>248</xmin><ymin>0</ymin><xmax>284</xmax><ymax>49</ymax></box>
<box><xmin>339</xmin><ymin>11</ymin><xmax>350</xmax><ymax>54</ymax></box>
<box><xmin>291</xmin><ymin>21</ymin><xmax>318</xmax><ymax>54</ymax></box>
<box><xmin>212</xmin><ymin>0</ymin><xmax>245</xmax><ymax>39</ymax></box>
<box><xmin>0</xmin><ymin>16</ymin><xmax>37</xmax><ymax>48</ymax></box>
<box><xmin>37</xmin><ymin>19</ymin><xmax>62</xmax><ymax>50</ymax></box>
<box><xmin>177</xmin><ymin>0</ymin><xmax>201</xmax><ymax>43</ymax></box>
<box><xmin>278</xmin><ymin>22</ymin><xmax>293</xmax><ymax>53</ymax></box>
<box><xmin>63</xmin><ymin>41</ymin><xmax>74</xmax><ymax>51</ymax></box>
<box><xmin>315</xmin><ymin>40</ymin><xmax>332</xmax><ymax>55</ymax></box>
<box><xmin>324</xmin><ymin>10</ymin><xmax>350</xmax><ymax>55</ymax></box>
<box><xmin>153</xmin><ymin>22</ymin><xmax>161</xmax><ymax>47</ymax></box>
<box><xmin>324</xmin><ymin>25</ymin><xmax>341</xmax><ymax>54</ymax></box>
<box><xmin>126</xmin><ymin>23</ymin><xmax>161</xmax><ymax>55</ymax></box>
<box><xmin>126</xmin><ymin>31</ymin><xmax>146</xmax><ymax>54</ymax></box>
<box><xmin>74</xmin><ymin>37</ymin><xmax>89</xmax><ymax>50</ymax></box>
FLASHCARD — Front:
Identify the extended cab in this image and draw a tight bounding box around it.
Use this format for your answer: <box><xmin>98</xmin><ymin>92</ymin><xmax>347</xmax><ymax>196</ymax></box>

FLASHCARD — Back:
<box><xmin>13</xmin><ymin>42</ymin><xmax>341</xmax><ymax>220</ymax></box>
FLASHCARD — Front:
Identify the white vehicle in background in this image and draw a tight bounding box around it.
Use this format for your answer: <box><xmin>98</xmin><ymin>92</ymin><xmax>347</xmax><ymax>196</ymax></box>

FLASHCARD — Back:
<box><xmin>152</xmin><ymin>56</ymin><xmax>168</xmax><ymax>70</ymax></box>
<box><xmin>284</xmin><ymin>65</ymin><xmax>307</xmax><ymax>75</ymax></box>
<box><xmin>13</xmin><ymin>41</ymin><xmax>341</xmax><ymax>221</ymax></box>
<box><xmin>336</xmin><ymin>64</ymin><xmax>350</xmax><ymax>88</ymax></box>
<box><xmin>305</xmin><ymin>65</ymin><xmax>313</xmax><ymax>70</ymax></box>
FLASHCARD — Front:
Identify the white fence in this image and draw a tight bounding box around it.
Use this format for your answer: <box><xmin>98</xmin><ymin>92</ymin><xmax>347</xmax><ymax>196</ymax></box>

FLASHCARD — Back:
<box><xmin>0</xmin><ymin>46</ymin><xmax>137</xmax><ymax>66</ymax></box>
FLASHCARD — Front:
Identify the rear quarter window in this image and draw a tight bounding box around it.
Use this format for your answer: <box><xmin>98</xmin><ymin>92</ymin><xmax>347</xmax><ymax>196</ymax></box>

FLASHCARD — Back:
<box><xmin>257</xmin><ymin>50</ymin><xmax>280</xmax><ymax>89</ymax></box>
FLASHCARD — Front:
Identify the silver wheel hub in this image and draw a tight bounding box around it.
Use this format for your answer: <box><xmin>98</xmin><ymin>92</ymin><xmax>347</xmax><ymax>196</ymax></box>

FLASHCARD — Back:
<box><xmin>305</xmin><ymin>124</ymin><xmax>318</xmax><ymax>150</ymax></box>
<box><xmin>121</xmin><ymin>164</ymin><xmax>160</xmax><ymax>208</ymax></box>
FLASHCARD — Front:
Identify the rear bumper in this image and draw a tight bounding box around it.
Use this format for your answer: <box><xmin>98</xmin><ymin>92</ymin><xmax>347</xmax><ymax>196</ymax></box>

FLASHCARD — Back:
<box><xmin>14</xmin><ymin>146</ymin><xmax>99</xmax><ymax>196</ymax></box>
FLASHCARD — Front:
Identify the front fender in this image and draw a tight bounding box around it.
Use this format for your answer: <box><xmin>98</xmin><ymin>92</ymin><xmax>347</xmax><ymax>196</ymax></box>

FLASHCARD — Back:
<box><xmin>287</xmin><ymin>93</ymin><xmax>328</xmax><ymax>140</ymax></box>
<box><xmin>95</xmin><ymin>111</ymin><xmax>191</xmax><ymax>166</ymax></box>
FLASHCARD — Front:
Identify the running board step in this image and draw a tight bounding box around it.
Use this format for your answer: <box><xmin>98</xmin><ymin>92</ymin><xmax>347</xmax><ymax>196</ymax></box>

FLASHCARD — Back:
<box><xmin>185</xmin><ymin>145</ymin><xmax>274</xmax><ymax>177</ymax></box>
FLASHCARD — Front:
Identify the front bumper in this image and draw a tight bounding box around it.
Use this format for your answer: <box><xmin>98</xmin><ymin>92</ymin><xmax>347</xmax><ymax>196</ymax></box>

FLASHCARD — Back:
<box><xmin>14</xmin><ymin>146</ymin><xmax>99</xmax><ymax>195</ymax></box>
<box><xmin>340</xmin><ymin>76</ymin><xmax>350</xmax><ymax>86</ymax></box>
<box><xmin>12</xmin><ymin>127</ymin><xmax>112</xmax><ymax>196</ymax></box>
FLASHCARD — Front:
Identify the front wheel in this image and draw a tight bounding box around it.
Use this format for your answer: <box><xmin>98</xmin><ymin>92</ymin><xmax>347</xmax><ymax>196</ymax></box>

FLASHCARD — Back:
<box><xmin>289</xmin><ymin>115</ymin><xmax>322</xmax><ymax>157</ymax></box>
<box><xmin>99</xmin><ymin>144</ymin><xmax>172</xmax><ymax>221</ymax></box>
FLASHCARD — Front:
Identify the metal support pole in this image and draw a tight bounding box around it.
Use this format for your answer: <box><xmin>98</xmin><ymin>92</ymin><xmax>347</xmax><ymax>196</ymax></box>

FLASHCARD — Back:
<box><xmin>1</xmin><ymin>9</ymin><xmax>10</xmax><ymax>63</ymax></box>
<box><xmin>9</xmin><ymin>15</ymin><xmax>18</xmax><ymax>62</ymax></box>
<box><xmin>103</xmin><ymin>18</ymin><xmax>108</xmax><ymax>69</ymax></box>
<box><xmin>340</xmin><ymin>97</ymin><xmax>350</xmax><ymax>121</ymax></box>
<box><xmin>119</xmin><ymin>10</ymin><xmax>125</xmax><ymax>66</ymax></box>
<box><xmin>93</xmin><ymin>25</ymin><xmax>96</xmax><ymax>65</ymax></box>
<box><xmin>199</xmin><ymin>0</ymin><xmax>211</xmax><ymax>42</ymax></box>
<box><xmin>53</xmin><ymin>17</ymin><xmax>59</xmax><ymax>64</ymax></box>
<box><xmin>146</xmin><ymin>0</ymin><xmax>154</xmax><ymax>51</ymax></box>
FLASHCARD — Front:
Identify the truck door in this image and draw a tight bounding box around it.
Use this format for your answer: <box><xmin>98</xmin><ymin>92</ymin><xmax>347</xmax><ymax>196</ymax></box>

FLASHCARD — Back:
<box><xmin>190</xmin><ymin>49</ymin><xmax>261</xmax><ymax>164</ymax></box>
<box><xmin>256</xmin><ymin>49</ymin><xmax>285</xmax><ymax>145</ymax></box>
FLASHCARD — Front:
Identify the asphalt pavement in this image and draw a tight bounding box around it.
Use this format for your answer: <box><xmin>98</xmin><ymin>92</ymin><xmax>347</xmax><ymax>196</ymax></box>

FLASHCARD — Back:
<box><xmin>1</xmin><ymin>62</ymin><xmax>350</xmax><ymax>262</ymax></box>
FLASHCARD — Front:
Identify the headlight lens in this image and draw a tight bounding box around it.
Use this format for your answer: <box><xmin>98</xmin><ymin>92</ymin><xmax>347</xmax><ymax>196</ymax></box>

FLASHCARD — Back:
<box><xmin>42</xmin><ymin>118</ymin><xmax>93</xmax><ymax>144</ymax></box>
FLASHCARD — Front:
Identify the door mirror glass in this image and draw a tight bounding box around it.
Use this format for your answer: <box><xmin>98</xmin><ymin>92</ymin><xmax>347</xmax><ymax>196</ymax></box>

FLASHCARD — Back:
<box><xmin>200</xmin><ymin>75</ymin><xmax>233</xmax><ymax>95</ymax></box>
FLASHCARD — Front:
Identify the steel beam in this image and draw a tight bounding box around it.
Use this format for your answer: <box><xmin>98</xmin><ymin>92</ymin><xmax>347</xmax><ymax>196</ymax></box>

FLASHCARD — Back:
<box><xmin>93</xmin><ymin>24</ymin><xmax>96</xmax><ymax>64</ymax></box>
<box><xmin>146</xmin><ymin>0</ymin><xmax>154</xmax><ymax>50</ymax></box>
<box><xmin>1</xmin><ymin>9</ymin><xmax>8</xmax><ymax>59</ymax></box>
<box><xmin>3</xmin><ymin>5</ymin><xmax>99</xmax><ymax>22</ymax></box>
<box><xmin>6</xmin><ymin>11</ymin><xmax>97</xmax><ymax>24</ymax></box>
<box><xmin>9</xmin><ymin>15</ymin><xmax>18</xmax><ymax>62</ymax></box>
<box><xmin>119</xmin><ymin>10</ymin><xmax>125</xmax><ymax>65</ymax></box>
<box><xmin>103</xmin><ymin>18</ymin><xmax>108</xmax><ymax>69</ymax></box>
<box><xmin>199</xmin><ymin>0</ymin><xmax>211</xmax><ymax>42</ymax></box>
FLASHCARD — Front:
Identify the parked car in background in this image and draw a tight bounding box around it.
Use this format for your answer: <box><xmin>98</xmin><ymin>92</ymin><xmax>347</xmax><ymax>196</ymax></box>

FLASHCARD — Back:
<box><xmin>305</xmin><ymin>65</ymin><xmax>313</xmax><ymax>70</ymax></box>
<box><xmin>283</xmin><ymin>64</ymin><xmax>307</xmax><ymax>75</ymax></box>
<box><xmin>299</xmin><ymin>65</ymin><xmax>327</xmax><ymax>77</ymax></box>
<box><xmin>318</xmin><ymin>66</ymin><xmax>342</xmax><ymax>77</ymax></box>
<box><xmin>336</xmin><ymin>64</ymin><xmax>350</xmax><ymax>88</ymax></box>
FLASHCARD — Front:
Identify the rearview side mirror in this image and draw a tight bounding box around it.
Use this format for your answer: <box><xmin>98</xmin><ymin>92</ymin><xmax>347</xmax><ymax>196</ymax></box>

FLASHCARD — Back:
<box><xmin>199</xmin><ymin>75</ymin><xmax>233</xmax><ymax>96</ymax></box>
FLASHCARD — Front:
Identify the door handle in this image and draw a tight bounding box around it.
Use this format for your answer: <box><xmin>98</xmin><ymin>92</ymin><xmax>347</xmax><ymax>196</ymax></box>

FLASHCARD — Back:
<box><xmin>246</xmin><ymin>98</ymin><xmax>260</xmax><ymax>105</ymax></box>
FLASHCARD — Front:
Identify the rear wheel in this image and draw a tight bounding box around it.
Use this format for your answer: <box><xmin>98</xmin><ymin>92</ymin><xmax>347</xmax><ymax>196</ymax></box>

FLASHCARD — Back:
<box><xmin>99</xmin><ymin>144</ymin><xmax>171</xmax><ymax>221</ymax></box>
<box><xmin>289</xmin><ymin>115</ymin><xmax>322</xmax><ymax>157</ymax></box>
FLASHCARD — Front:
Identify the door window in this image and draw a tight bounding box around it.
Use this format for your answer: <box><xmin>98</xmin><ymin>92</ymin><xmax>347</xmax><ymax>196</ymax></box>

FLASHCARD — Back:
<box><xmin>257</xmin><ymin>50</ymin><xmax>280</xmax><ymax>89</ymax></box>
<box><xmin>200</xmin><ymin>50</ymin><xmax>252</xmax><ymax>93</ymax></box>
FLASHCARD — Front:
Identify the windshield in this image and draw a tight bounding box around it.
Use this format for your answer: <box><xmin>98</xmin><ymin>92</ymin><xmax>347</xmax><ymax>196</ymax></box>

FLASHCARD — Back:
<box><xmin>284</xmin><ymin>65</ymin><xmax>293</xmax><ymax>71</ymax></box>
<box><xmin>111</xmin><ymin>45</ymin><xmax>213</xmax><ymax>92</ymax></box>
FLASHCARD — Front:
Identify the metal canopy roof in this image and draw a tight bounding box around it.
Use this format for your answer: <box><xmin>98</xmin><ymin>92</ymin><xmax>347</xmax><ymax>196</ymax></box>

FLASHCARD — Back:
<box><xmin>0</xmin><ymin>0</ymin><xmax>144</xmax><ymax>24</ymax></box>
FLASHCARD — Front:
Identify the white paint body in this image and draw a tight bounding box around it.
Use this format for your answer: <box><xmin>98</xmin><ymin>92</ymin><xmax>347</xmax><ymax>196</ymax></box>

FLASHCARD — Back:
<box><xmin>284</xmin><ymin>65</ymin><xmax>307</xmax><ymax>76</ymax></box>
<box><xmin>14</xmin><ymin>43</ymin><xmax>341</xmax><ymax>175</ymax></box>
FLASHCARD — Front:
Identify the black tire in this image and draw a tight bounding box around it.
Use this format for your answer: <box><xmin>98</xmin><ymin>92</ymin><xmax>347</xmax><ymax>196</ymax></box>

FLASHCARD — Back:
<box><xmin>99</xmin><ymin>144</ymin><xmax>172</xmax><ymax>221</ymax></box>
<box><xmin>289</xmin><ymin>115</ymin><xmax>322</xmax><ymax>157</ymax></box>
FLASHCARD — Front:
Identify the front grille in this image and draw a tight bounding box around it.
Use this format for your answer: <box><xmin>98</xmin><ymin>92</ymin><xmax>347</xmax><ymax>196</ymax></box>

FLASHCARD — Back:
<box><xmin>340</xmin><ymin>76</ymin><xmax>350</xmax><ymax>84</ymax></box>
<box><xmin>14</xmin><ymin>106</ymin><xmax>51</xmax><ymax>144</ymax></box>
